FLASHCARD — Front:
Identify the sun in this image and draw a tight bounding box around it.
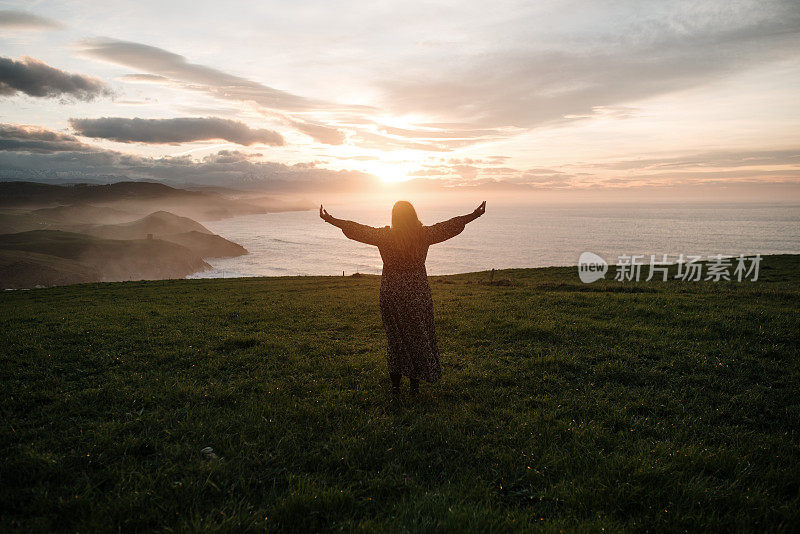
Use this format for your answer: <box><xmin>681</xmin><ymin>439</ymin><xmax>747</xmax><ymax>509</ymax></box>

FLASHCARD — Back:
<box><xmin>368</xmin><ymin>161</ymin><xmax>412</xmax><ymax>183</ymax></box>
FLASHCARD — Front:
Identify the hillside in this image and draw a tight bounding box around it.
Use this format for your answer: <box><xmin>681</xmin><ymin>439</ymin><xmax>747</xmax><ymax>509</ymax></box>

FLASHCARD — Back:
<box><xmin>159</xmin><ymin>230</ymin><xmax>247</xmax><ymax>258</ymax></box>
<box><xmin>78</xmin><ymin>211</ymin><xmax>213</xmax><ymax>239</ymax></box>
<box><xmin>0</xmin><ymin>180</ymin><xmax>313</xmax><ymax>288</ymax></box>
<box><xmin>0</xmin><ymin>230</ymin><xmax>210</xmax><ymax>284</ymax></box>
<box><xmin>0</xmin><ymin>209</ymin><xmax>247</xmax><ymax>287</ymax></box>
<box><xmin>1</xmin><ymin>256</ymin><xmax>798</xmax><ymax>531</ymax></box>
<box><xmin>0</xmin><ymin>250</ymin><xmax>100</xmax><ymax>289</ymax></box>
<box><xmin>76</xmin><ymin>212</ymin><xmax>246</xmax><ymax>260</ymax></box>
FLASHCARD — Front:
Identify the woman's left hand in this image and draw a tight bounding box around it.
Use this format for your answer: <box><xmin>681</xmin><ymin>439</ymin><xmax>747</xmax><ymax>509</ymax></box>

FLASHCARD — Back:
<box><xmin>319</xmin><ymin>204</ymin><xmax>334</xmax><ymax>223</ymax></box>
<box><xmin>472</xmin><ymin>200</ymin><xmax>486</xmax><ymax>219</ymax></box>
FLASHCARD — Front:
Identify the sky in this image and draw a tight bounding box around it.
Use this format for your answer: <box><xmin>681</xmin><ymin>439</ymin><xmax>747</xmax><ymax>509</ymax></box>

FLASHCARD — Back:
<box><xmin>1</xmin><ymin>0</ymin><xmax>799</xmax><ymax>202</ymax></box>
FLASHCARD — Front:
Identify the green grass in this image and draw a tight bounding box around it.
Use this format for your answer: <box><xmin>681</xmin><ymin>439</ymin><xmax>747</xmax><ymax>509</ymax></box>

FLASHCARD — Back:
<box><xmin>1</xmin><ymin>256</ymin><xmax>799</xmax><ymax>532</ymax></box>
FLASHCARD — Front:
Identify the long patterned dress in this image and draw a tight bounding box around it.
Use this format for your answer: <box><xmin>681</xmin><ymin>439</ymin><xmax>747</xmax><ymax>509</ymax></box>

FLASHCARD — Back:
<box><xmin>337</xmin><ymin>216</ymin><xmax>469</xmax><ymax>382</ymax></box>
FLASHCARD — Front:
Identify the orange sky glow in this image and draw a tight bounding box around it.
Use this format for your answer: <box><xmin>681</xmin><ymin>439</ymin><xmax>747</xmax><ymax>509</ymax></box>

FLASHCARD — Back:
<box><xmin>1</xmin><ymin>0</ymin><xmax>799</xmax><ymax>203</ymax></box>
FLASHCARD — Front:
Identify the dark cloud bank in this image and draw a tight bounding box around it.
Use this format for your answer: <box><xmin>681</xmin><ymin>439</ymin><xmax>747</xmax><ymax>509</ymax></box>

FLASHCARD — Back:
<box><xmin>0</xmin><ymin>123</ymin><xmax>368</xmax><ymax>192</ymax></box>
<box><xmin>0</xmin><ymin>124</ymin><xmax>93</xmax><ymax>153</ymax></box>
<box><xmin>69</xmin><ymin>117</ymin><xmax>285</xmax><ymax>146</ymax></box>
<box><xmin>0</xmin><ymin>56</ymin><xmax>110</xmax><ymax>101</ymax></box>
<box><xmin>1</xmin><ymin>123</ymin><xmax>798</xmax><ymax>197</ymax></box>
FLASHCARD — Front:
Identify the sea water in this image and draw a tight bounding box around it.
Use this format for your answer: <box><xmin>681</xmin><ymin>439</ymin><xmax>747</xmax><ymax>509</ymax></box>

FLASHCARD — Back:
<box><xmin>189</xmin><ymin>202</ymin><xmax>800</xmax><ymax>278</ymax></box>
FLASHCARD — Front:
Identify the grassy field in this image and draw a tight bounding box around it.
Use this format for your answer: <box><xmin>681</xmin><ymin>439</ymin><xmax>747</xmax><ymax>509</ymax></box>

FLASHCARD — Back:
<box><xmin>1</xmin><ymin>256</ymin><xmax>799</xmax><ymax>532</ymax></box>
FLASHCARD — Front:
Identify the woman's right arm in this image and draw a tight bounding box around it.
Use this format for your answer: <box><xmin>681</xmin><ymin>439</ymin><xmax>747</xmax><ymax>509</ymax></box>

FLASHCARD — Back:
<box><xmin>320</xmin><ymin>205</ymin><xmax>386</xmax><ymax>246</ymax></box>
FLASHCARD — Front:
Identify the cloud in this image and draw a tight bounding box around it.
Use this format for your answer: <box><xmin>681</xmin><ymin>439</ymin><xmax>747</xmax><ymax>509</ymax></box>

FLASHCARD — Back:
<box><xmin>0</xmin><ymin>124</ymin><xmax>95</xmax><ymax>153</ymax></box>
<box><xmin>596</xmin><ymin>168</ymin><xmax>800</xmax><ymax>187</ymax></box>
<box><xmin>81</xmin><ymin>39</ymin><xmax>323</xmax><ymax>112</ymax></box>
<box><xmin>117</xmin><ymin>73</ymin><xmax>171</xmax><ymax>84</ymax></box>
<box><xmin>79</xmin><ymin>38</ymin><xmax>387</xmax><ymax>148</ymax></box>
<box><xmin>407</xmin><ymin>161</ymin><xmax>576</xmax><ymax>188</ymax></box>
<box><xmin>351</xmin><ymin>129</ymin><xmax>482</xmax><ymax>152</ymax></box>
<box><xmin>69</xmin><ymin>117</ymin><xmax>285</xmax><ymax>146</ymax></box>
<box><xmin>378</xmin><ymin>124</ymin><xmax>505</xmax><ymax>140</ymax></box>
<box><xmin>290</xmin><ymin>120</ymin><xmax>346</xmax><ymax>145</ymax></box>
<box><xmin>0</xmin><ymin>10</ymin><xmax>62</xmax><ymax>30</ymax></box>
<box><xmin>402</xmin><ymin>144</ymin><xmax>800</xmax><ymax>190</ymax></box>
<box><xmin>2</xmin><ymin>124</ymin><xmax>797</xmax><ymax>196</ymax></box>
<box><xmin>77</xmin><ymin>37</ymin><xmax>513</xmax><ymax>152</ymax></box>
<box><xmin>1</xmin><ymin>143</ymin><xmax>797</xmax><ymax>196</ymax></box>
<box><xmin>0</xmin><ymin>56</ymin><xmax>111</xmax><ymax>101</ymax></box>
<box><xmin>0</xmin><ymin>147</ymin><xmax>376</xmax><ymax>192</ymax></box>
<box><xmin>0</xmin><ymin>124</ymin><xmax>363</xmax><ymax>190</ymax></box>
<box><xmin>202</xmin><ymin>150</ymin><xmax>261</xmax><ymax>163</ymax></box>
<box><xmin>378</xmin><ymin>2</ymin><xmax>800</xmax><ymax>130</ymax></box>
<box><xmin>584</xmin><ymin>149</ymin><xmax>800</xmax><ymax>171</ymax></box>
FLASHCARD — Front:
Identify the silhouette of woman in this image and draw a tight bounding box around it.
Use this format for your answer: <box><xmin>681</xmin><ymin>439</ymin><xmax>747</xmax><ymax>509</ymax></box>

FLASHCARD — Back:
<box><xmin>320</xmin><ymin>200</ymin><xmax>486</xmax><ymax>394</ymax></box>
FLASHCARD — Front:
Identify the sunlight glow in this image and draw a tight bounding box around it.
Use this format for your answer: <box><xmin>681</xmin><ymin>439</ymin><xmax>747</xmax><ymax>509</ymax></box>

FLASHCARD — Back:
<box><xmin>379</xmin><ymin>167</ymin><xmax>411</xmax><ymax>183</ymax></box>
<box><xmin>363</xmin><ymin>161</ymin><xmax>412</xmax><ymax>183</ymax></box>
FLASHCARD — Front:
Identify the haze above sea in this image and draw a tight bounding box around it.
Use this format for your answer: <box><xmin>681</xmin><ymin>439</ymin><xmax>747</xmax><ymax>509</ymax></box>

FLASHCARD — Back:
<box><xmin>189</xmin><ymin>202</ymin><xmax>800</xmax><ymax>278</ymax></box>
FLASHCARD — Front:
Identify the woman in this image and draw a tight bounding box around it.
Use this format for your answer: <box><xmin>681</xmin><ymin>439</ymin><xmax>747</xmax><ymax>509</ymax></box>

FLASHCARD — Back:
<box><xmin>320</xmin><ymin>200</ymin><xmax>486</xmax><ymax>394</ymax></box>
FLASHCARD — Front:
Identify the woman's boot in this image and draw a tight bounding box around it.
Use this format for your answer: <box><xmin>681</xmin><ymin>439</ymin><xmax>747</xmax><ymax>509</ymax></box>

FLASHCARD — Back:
<box><xmin>410</xmin><ymin>378</ymin><xmax>419</xmax><ymax>395</ymax></box>
<box><xmin>390</xmin><ymin>372</ymin><xmax>402</xmax><ymax>395</ymax></box>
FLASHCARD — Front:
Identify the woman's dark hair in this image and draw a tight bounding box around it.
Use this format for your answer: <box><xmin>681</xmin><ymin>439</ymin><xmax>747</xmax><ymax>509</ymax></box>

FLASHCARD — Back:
<box><xmin>391</xmin><ymin>201</ymin><xmax>423</xmax><ymax>257</ymax></box>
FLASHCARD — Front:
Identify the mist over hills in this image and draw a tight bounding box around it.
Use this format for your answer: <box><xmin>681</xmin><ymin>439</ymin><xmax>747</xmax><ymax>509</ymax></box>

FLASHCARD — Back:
<box><xmin>31</xmin><ymin>203</ymin><xmax>135</xmax><ymax>225</ymax></box>
<box><xmin>82</xmin><ymin>211</ymin><xmax>213</xmax><ymax>238</ymax></box>
<box><xmin>0</xmin><ymin>180</ymin><xmax>305</xmax><ymax>288</ymax></box>
<box><xmin>74</xmin><ymin>212</ymin><xmax>248</xmax><ymax>259</ymax></box>
<box><xmin>0</xmin><ymin>180</ymin><xmax>312</xmax><ymax>221</ymax></box>
<box><xmin>0</xmin><ymin>230</ymin><xmax>211</xmax><ymax>287</ymax></box>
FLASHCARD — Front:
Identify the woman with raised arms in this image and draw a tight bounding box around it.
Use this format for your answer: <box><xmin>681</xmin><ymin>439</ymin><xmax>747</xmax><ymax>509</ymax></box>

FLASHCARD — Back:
<box><xmin>320</xmin><ymin>200</ymin><xmax>486</xmax><ymax>395</ymax></box>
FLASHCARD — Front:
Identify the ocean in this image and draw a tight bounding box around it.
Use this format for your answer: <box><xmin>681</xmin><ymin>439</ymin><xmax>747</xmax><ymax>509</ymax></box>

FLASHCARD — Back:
<box><xmin>188</xmin><ymin>202</ymin><xmax>800</xmax><ymax>278</ymax></box>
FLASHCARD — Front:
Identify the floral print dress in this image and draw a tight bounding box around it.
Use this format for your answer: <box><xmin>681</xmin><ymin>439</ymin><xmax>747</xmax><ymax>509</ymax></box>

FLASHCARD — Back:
<box><xmin>337</xmin><ymin>216</ymin><xmax>469</xmax><ymax>382</ymax></box>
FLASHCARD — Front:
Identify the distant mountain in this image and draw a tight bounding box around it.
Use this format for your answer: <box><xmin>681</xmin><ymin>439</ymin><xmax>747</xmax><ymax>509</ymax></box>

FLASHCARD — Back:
<box><xmin>0</xmin><ymin>181</ymin><xmax>269</xmax><ymax>221</ymax></box>
<box><xmin>0</xmin><ymin>181</ymin><xmax>278</xmax><ymax>287</ymax></box>
<box><xmin>81</xmin><ymin>211</ymin><xmax>213</xmax><ymax>239</ymax></box>
<box><xmin>70</xmin><ymin>211</ymin><xmax>247</xmax><ymax>259</ymax></box>
<box><xmin>72</xmin><ymin>211</ymin><xmax>247</xmax><ymax>258</ymax></box>
<box><xmin>0</xmin><ymin>204</ymin><xmax>138</xmax><ymax>234</ymax></box>
<box><xmin>0</xmin><ymin>230</ymin><xmax>210</xmax><ymax>286</ymax></box>
<box><xmin>0</xmin><ymin>181</ymin><xmax>186</xmax><ymax>205</ymax></box>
